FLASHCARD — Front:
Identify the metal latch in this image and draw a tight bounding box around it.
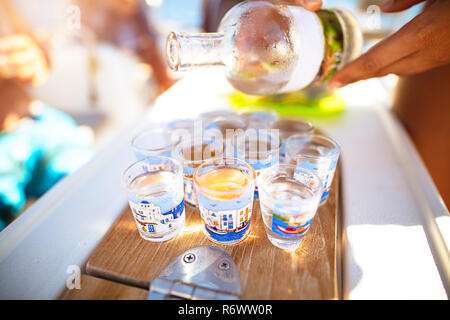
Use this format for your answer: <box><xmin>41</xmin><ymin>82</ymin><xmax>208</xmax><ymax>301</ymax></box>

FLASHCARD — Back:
<box><xmin>148</xmin><ymin>246</ymin><xmax>241</xmax><ymax>300</ymax></box>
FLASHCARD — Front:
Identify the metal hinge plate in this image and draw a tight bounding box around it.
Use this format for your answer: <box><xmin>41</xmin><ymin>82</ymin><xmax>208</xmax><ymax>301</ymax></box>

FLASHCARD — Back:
<box><xmin>148</xmin><ymin>246</ymin><xmax>241</xmax><ymax>300</ymax></box>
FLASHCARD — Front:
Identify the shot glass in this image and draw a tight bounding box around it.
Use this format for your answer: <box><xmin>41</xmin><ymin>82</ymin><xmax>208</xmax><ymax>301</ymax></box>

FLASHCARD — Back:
<box><xmin>271</xmin><ymin>119</ymin><xmax>314</xmax><ymax>162</ymax></box>
<box><xmin>172</xmin><ymin>137</ymin><xmax>225</xmax><ymax>207</ymax></box>
<box><xmin>122</xmin><ymin>156</ymin><xmax>185</xmax><ymax>242</ymax></box>
<box><xmin>166</xmin><ymin>119</ymin><xmax>196</xmax><ymax>132</ymax></box>
<box><xmin>237</xmin><ymin>106</ymin><xmax>278</xmax><ymax>129</ymax></box>
<box><xmin>198</xmin><ymin>110</ymin><xmax>233</xmax><ymax>123</ymax></box>
<box><xmin>131</xmin><ymin>123</ymin><xmax>179</xmax><ymax>160</ymax></box>
<box><xmin>167</xmin><ymin>118</ymin><xmax>195</xmax><ymax>141</ymax></box>
<box><xmin>193</xmin><ymin>157</ymin><xmax>256</xmax><ymax>245</ymax></box>
<box><xmin>233</xmin><ymin>129</ymin><xmax>280</xmax><ymax>197</ymax></box>
<box><xmin>286</xmin><ymin>134</ymin><xmax>341</xmax><ymax>205</ymax></box>
<box><xmin>258</xmin><ymin>164</ymin><xmax>322</xmax><ymax>250</ymax></box>
<box><xmin>200</xmin><ymin>110</ymin><xmax>247</xmax><ymax>137</ymax></box>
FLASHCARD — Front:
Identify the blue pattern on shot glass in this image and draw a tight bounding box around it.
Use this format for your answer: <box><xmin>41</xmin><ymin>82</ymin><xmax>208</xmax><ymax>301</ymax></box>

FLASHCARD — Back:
<box><xmin>271</xmin><ymin>214</ymin><xmax>313</xmax><ymax>239</ymax></box>
<box><xmin>128</xmin><ymin>195</ymin><xmax>185</xmax><ymax>238</ymax></box>
<box><xmin>296</xmin><ymin>158</ymin><xmax>338</xmax><ymax>203</ymax></box>
<box><xmin>279</xmin><ymin>140</ymin><xmax>287</xmax><ymax>162</ymax></box>
<box><xmin>270</xmin><ymin>202</ymin><xmax>315</xmax><ymax>239</ymax></box>
<box><xmin>123</xmin><ymin>156</ymin><xmax>185</xmax><ymax>242</ymax></box>
<box><xmin>247</xmin><ymin>155</ymin><xmax>279</xmax><ymax>198</ymax></box>
<box><xmin>198</xmin><ymin>190</ymin><xmax>254</xmax><ymax>243</ymax></box>
<box><xmin>182</xmin><ymin>166</ymin><xmax>197</xmax><ymax>207</ymax></box>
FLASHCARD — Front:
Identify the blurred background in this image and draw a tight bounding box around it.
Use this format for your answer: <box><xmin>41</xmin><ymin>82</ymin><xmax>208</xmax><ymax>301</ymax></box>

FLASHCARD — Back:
<box><xmin>0</xmin><ymin>0</ymin><xmax>424</xmax><ymax>230</ymax></box>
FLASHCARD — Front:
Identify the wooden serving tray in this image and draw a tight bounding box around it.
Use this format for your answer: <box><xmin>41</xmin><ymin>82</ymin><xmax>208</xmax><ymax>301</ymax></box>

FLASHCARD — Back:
<box><xmin>61</xmin><ymin>165</ymin><xmax>340</xmax><ymax>300</ymax></box>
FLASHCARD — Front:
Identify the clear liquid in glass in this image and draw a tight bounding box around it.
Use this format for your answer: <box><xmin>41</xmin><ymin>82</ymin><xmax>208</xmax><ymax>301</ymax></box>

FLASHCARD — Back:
<box><xmin>166</xmin><ymin>1</ymin><xmax>363</xmax><ymax>95</ymax></box>
<box><xmin>128</xmin><ymin>171</ymin><xmax>185</xmax><ymax>241</ymax></box>
<box><xmin>259</xmin><ymin>177</ymin><xmax>317</xmax><ymax>250</ymax></box>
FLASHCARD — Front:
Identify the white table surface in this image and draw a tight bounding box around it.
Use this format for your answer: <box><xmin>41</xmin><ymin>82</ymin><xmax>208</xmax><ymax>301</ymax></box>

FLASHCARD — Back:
<box><xmin>0</xmin><ymin>69</ymin><xmax>448</xmax><ymax>299</ymax></box>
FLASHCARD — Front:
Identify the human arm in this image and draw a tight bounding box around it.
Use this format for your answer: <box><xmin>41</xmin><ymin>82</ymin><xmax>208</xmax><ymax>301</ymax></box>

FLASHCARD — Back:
<box><xmin>328</xmin><ymin>0</ymin><xmax>450</xmax><ymax>88</ymax></box>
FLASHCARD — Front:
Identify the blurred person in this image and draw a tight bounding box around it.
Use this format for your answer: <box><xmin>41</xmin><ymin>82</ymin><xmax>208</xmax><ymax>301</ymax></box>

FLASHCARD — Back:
<box><xmin>0</xmin><ymin>0</ymin><xmax>178</xmax><ymax>230</ymax></box>
<box><xmin>76</xmin><ymin>0</ymin><xmax>173</xmax><ymax>94</ymax></box>
<box><xmin>0</xmin><ymin>0</ymin><xmax>93</xmax><ymax>230</ymax></box>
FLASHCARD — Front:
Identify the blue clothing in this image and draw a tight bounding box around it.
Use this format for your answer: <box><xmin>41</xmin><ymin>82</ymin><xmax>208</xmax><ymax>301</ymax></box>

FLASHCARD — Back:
<box><xmin>0</xmin><ymin>104</ymin><xmax>93</xmax><ymax>230</ymax></box>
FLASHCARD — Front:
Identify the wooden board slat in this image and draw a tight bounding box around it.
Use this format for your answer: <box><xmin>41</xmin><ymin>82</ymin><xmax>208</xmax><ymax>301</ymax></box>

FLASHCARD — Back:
<box><xmin>60</xmin><ymin>275</ymin><xmax>148</xmax><ymax>300</ymax></box>
<box><xmin>85</xmin><ymin>168</ymin><xmax>340</xmax><ymax>300</ymax></box>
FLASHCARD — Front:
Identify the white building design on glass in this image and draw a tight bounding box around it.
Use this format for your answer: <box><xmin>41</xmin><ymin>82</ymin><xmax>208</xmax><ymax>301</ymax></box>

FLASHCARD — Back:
<box><xmin>200</xmin><ymin>202</ymin><xmax>252</xmax><ymax>235</ymax></box>
<box><xmin>130</xmin><ymin>201</ymin><xmax>175</xmax><ymax>233</ymax></box>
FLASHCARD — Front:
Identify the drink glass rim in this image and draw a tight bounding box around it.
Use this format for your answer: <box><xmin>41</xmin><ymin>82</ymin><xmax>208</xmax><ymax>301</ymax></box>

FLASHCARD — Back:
<box><xmin>193</xmin><ymin>157</ymin><xmax>256</xmax><ymax>200</ymax></box>
<box><xmin>286</xmin><ymin>133</ymin><xmax>341</xmax><ymax>162</ymax></box>
<box><xmin>198</xmin><ymin>109</ymin><xmax>233</xmax><ymax>120</ymax></box>
<box><xmin>232</xmin><ymin>129</ymin><xmax>281</xmax><ymax>158</ymax></box>
<box><xmin>258</xmin><ymin>163</ymin><xmax>323</xmax><ymax>207</ymax></box>
<box><xmin>121</xmin><ymin>155</ymin><xmax>183</xmax><ymax>190</ymax></box>
<box><xmin>236</xmin><ymin>106</ymin><xmax>279</xmax><ymax>119</ymax></box>
<box><xmin>166</xmin><ymin>118</ymin><xmax>196</xmax><ymax>130</ymax></box>
<box><xmin>200</xmin><ymin>110</ymin><xmax>246</xmax><ymax>129</ymax></box>
<box><xmin>172</xmin><ymin>137</ymin><xmax>225</xmax><ymax>167</ymax></box>
<box><xmin>131</xmin><ymin>124</ymin><xmax>177</xmax><ymax>155</ymax></box>
<box><xmin>272</xmin><ymin>118</ymin><xmax>315</xmax><ymax>138</ymax></box>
